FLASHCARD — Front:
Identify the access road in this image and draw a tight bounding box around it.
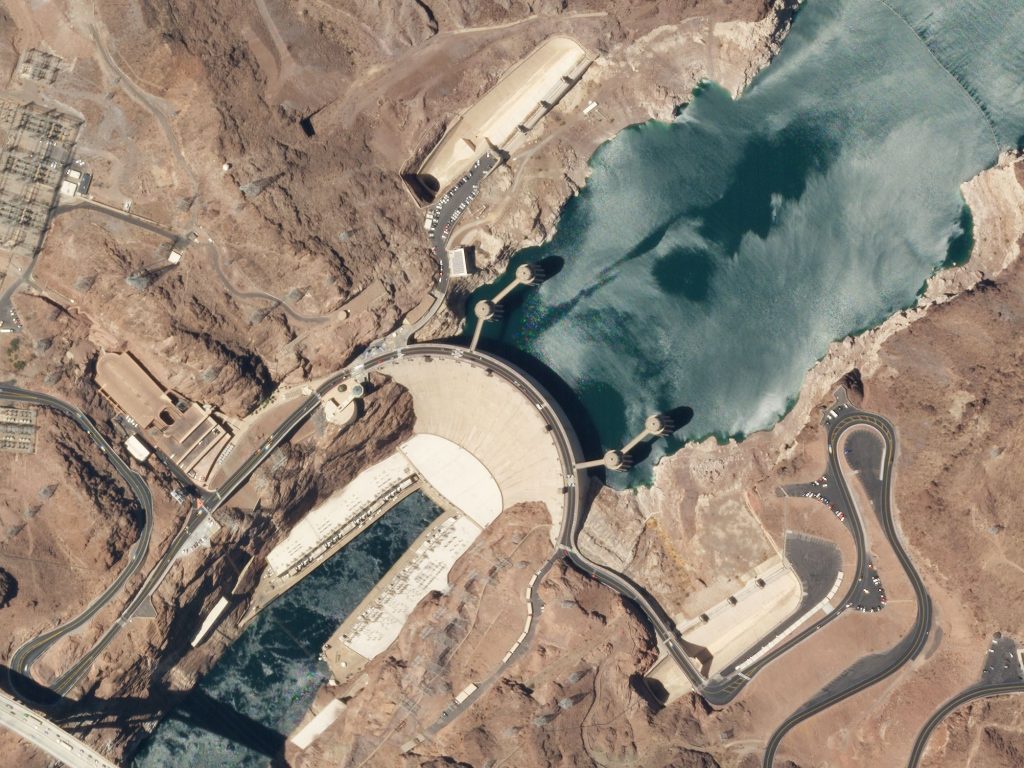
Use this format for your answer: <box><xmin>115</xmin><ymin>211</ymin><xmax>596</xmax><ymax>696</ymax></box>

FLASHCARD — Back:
<box><xmin>702</xmin><ymin>393</ymin><xmax>874</xmax><ymax>704</ymax></box>
<box><xmin>1</xmin><ymin>385</ymin><xmax>155</xmax><ymax>699</ymax></box>
<box><xmin>0</xmin><ymin>689</ymin><xmax>117</xmax><ymax>768</ymax></box>
<box><xmin>763</xmin><ymin>401</ymin><xmax>932</xmax><ymax>767</ymax></box>
<box><xmin>907</xmin><ymin>682</ymin><xmax>1024</xmax><ymax>767</ymax></box>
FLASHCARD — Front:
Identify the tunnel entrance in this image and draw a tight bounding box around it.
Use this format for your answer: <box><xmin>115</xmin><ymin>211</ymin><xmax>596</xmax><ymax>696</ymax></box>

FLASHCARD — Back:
<box><xmin>402</xmin><ymin>172</ymin><xmax>440</xmax><ymax>204</ymax></box>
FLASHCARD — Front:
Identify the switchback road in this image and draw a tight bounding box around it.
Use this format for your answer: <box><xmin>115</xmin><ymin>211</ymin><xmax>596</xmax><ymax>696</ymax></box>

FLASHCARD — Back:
<box><xmin>1</xmin><ymin>385</ymin><xmax>155</xmax><ymax>699</ymax></box>
<box><xmin>703</xmin><ymin>391</ymin><xmax>876</xmax><ymax>705</ymax></box>
<box><xmin>763</xmin><ymin>400</ymin><xmax>932</xmax><ymax>767</ymax></box>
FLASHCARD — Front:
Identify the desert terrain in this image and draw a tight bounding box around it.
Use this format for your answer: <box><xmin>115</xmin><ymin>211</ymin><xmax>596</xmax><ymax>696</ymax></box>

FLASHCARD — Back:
<box><xmin>0</xmin><ymin>407</ymin><xmax>141</xmax><ymax>649</ymax></box>
<box><xmin>2</xmin><ymin>0</ymin><xmax>786</xmax><ymax>732</ymax></box>
<box><xmin>286</xmin><ymin>156</ymin><xmax>1024</xmax><ymax>768</ymax></box>
<box><xmin>1</xmin><ymin>0</ymin><xmax>1023</xmax><ymax>766</ymax></box>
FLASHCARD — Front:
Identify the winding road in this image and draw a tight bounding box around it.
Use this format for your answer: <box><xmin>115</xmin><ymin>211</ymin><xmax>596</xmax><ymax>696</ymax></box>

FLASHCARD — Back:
<box><xmin>703</xmin><ymin>391</ymin><xmax>884</xmax><ymax>705</ymax></box>
<box><xmin>762</xmin><ymin>400</ymin><xmax>933</xmax><ymax>767</ymax></box>
<box><xmin>0</xmin><ymin>385</ymin><xmax>155</xmax><ymax>698</ymax></box>
<box><xmin>2</xmin><ymin>164</ymin><xmax>498</xmax><ymax>695</ymax></box>
<box><xmin>4</xmin><ymin>145</ymin><xmax>700</xmax><ymax>722</ymax></box>
<box><xmin>201</xmin><ymin>237</ymin><xmax>336</xmax><ymax>325</ymax></box>
<box><xmin>907</xmin><ymin>683</ymin><xmax>1024</xmax><ymax>767</ymax></box>
<box><xmin>1</xmin><ymin>137</ymin><xmax>945</xmax><ymax>768</ymax></box>
<box><xmin>5</xmin><ymin>338</ymin><xmax>710</xmax><ymax>714</ymax></box>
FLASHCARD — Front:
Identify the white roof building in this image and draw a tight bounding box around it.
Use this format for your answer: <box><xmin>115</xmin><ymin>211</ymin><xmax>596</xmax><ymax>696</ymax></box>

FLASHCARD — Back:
<box><xmin>266</xmin><ymin>452</ymin><xmax>415</xmax><ymax>576</ymax></box>
<box><xmin>448</xmin><ymin>247</ymin><xmax>473</xmax><ymax>277</ymax></box>
<box><xmin>124</xmin><ymin>434</ymin><xmax>151</xmax><ymax>462</ymax></box>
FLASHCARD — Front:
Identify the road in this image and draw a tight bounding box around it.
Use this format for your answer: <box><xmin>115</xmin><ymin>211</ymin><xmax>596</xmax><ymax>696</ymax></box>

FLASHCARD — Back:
<box><xmin>7</xmin><ymin>375</ymin><xmax>313</xmax><ymax>700</ymax></box>
<box><xmin>0</xmin><ymin>265</ymin><xmax>27</xmax><ymax>331</ymax></box>
<box><xmin>1</xmin><ymin>361</ymin><xmax>899</xmax><ymax>760</ymax></box>
<box><xmin>2</xmin><ymin>142</ymin><xmax>905</xmax><ymax>763</ymax></box>
<box><xmin>202</xmin><ymin>237</ymin><xmax>334</xmax><ymax>325</ymax></box>
<box><xmin>0</xmin><ymin>199</ymin><xmax>182</xmax><ymax>333</ymax></box>
<box><xmin>396</xmin><ymin>344</ymin><xmax>707</xmax><ymax>691</ymax></box>
<box><xmin>52</xmin><ymin>202</ymin><xmax>328</xmax><ymax>325</ymax></box>
<box><xmin>907</xmin><ymin>682</ymin><xmax>1024</xmax><ymax>767</ymax></box>
<box><xmin>0</xmin><ymin>689</ymin><xmax>117</xmax><ymax>768</ymax></box>
<box><xmin>51</xmin><ymin>200</ymin><xmax>178</xmax><ymax>240</ymax></box>
<box><xmin>426</xmin><ymin>555</ymin><xmax>558</xmax><ymax>733</ymax></box>
<box><xmin>3</xmin><ymin>147</ymin><xmax>698</xmax><ymax>755</ymax></box>
<box><xmin>5</xmin><ymin>321</ymin><xmax>384</xmax><ymax>700</ymax></box>
<box><xmin>404</xmin><ymin>153</ymin><xmax>500</xmax><ymax>341</ymax></box>
<box><xmin>762</xmin><ymin>398</ymin><xmax>933</xmax><ymax>767</ymax></box>
<box><xmin>40</xmin><ymin>504</ymin><xmax>207</xmax><ymax>698</ymax></box>
<box><xmin>0</xmin><ymin>147</ymin><xmax>946</xmax><ymax>768</ymax></box>
<box><xmin>2</xmin><ymin>342</ymin><xmax>594</xmax><ymax>701</ymax></box>
<box><xmin>379</xmin><ymin>342</ymin><xmax>710</xmax><ymax>736</ymax></box>
<box><xmin>6</xmin><ymin>184</ymin><xmax>709</xmax><ymax>718</ymax></box>
<box><xmin>701</xmin><ymin>393</ymin><xmax>874</xmax><ymax>704</ymax></box>
<box><xmin>2</xmin><ymin>154</ymin><xmax>504</xmax><ymax>705</ymax></box>
<box><xmin>90</xmin><ymin>25</ymin><xmax>199</xmax><ymax>199</ymax></box>
<box><xmin>0</xmin><ymin>386</ymin><xmax>156</xmax><ymax>700</ymax></box>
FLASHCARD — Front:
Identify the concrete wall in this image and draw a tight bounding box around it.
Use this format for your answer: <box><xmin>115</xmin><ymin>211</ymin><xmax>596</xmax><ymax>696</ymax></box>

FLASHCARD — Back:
<box><xmin>414</xmin><ymin>36</ymin><xmax>590</xmax><ymax>199</ymax></box>
<box><xmin>382</xmin><ymin>355</ymin><xmax>566</xmax><ymax>532</ymax></box>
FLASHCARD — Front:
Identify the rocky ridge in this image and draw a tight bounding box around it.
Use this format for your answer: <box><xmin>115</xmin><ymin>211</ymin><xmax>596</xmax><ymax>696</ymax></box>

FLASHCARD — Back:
<box><xmin>4</xmin><ymin>0</ymin><xmax>1023</xmax><ymax>766</ymax></box>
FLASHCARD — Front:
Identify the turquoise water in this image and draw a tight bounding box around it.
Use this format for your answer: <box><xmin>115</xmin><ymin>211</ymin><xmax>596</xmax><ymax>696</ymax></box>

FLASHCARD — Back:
<box><xmin>134</xmin><ymin>0</ymin><xmax>1024</xmax><ymax>758</ymax></box>
<box><xmin>469</xmin><ymin>0</ymin><xmax>1024</xmax><ymax>483</ymax></box>
<box><xmin>133</xmin><ymin>492</ymin><xmax>441</xmax><ymax>767</ymax></box>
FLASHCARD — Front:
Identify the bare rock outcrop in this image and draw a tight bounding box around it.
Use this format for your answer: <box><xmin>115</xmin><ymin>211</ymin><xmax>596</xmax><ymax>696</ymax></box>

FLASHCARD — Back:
<box><xmin>581</xmin><ymin>151</ymin><xmax>1024</xmax><ymax>621</ymax></box>
<box><xmin>923</xmin><ymin>698</ymin><xmax>1024</xmax><ymax>768</ymax></box>
<box><xmin>0</xmin><ymin>568</ymin><xmax>16</xmax><ymax>609</ymax></box>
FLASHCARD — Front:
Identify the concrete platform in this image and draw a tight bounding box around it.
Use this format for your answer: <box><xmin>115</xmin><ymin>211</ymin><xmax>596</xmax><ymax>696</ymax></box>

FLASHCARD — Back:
<box><xmin>679</xmin><ymin>556</ymin><xmax>802</xmax><ymax>676</ymax></box>
<box><xmin>399</xmin><ymin>433</ymin><xmax>501</xmax><ymax>528</ymax></box>
<box><xmin>267</xmin><ymin>452</ymin><xmax>416</xmax><ymax>576</ymax></box>
<box><xmin>381</xmin><ymin>355</ymin><xmax>566</xmax><ymax>542</ymax></box>
<box><xmin>289</xmin><ymin>699</ymin><xmax>346</xmax><ymax>751</ymax></box>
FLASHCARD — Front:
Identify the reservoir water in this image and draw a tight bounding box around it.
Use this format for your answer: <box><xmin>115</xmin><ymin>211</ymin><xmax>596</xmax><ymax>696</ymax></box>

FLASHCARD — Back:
<box><xmin>133</xmin><ymin>492</ymin><xmax>442</xmax><ymax>767</ymax></box>
<box><xmin>469</xmin><ymin>0</ymin><xmax>1024</xmax><ymax>483</ymax></box>
<box><xmin>135</xmin><ymin>0</ymin><xmax>1024</xmax><ymax>760</ymax></box>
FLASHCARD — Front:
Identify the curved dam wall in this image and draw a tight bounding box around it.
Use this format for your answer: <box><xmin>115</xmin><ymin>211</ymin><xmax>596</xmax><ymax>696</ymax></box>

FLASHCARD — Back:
<box><xmin>379</xmin><ymin>349</ymin><xmax>577</xmax><ymax>543</ymax></box>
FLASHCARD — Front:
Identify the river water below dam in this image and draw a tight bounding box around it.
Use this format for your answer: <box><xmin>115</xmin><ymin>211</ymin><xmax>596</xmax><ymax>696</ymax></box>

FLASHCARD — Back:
<box><xmin>469</xmin><ymin>0</ymin><xmax>1024</xmax><ymax>484</ymax></box>
<box><xmin>135</xmin><ymin>0</ymin><xmax>1024</xmax><ymax>761</ymax></box>
<box><xmin>133</xmin><ymin>492</ymin><xmax>441</xmax><ymax>767</ymax></box>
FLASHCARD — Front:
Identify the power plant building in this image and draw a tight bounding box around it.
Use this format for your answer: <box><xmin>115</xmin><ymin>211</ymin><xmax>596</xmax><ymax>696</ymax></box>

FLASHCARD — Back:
<box><xmin>407</xmin><ymin>36</ymin><xmax>592</xmax><ymax>203</ymax></box>
<box><xmin>95</xmin><ymin>351</ymin><xmax>233</xmax><ymax>486</ymax></box>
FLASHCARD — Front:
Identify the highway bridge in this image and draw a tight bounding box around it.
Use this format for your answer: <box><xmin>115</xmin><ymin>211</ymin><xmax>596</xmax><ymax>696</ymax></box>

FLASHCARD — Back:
<box><xmin>0</xmin><ymin>689</ymin><xmax>117</xmax><ymax>768</ymax></box>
